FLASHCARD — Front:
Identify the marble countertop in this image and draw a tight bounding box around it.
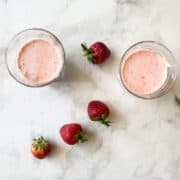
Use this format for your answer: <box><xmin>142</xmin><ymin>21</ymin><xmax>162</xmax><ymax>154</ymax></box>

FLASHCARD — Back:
<box><xmin>1</xmin><ymin>0</ymin><xmax>180</xmax><ymax>179</ymax></box>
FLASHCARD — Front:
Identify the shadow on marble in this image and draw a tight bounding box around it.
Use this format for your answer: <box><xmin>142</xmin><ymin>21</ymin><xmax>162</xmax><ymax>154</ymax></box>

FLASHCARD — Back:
<box><xmin>98</xmin><ymin>50</ymin><xmax>119</xmax><ymax>76</ymax></box>
<box><xmin>77</xmin><ymin>127</ymin><xmax>103</xmax><ymax>154</ymax></box>
<box><xmin>108</xmin><ymin>100</ymin><xmax>128</xmax><ymax>131</ymax></box>
<box><xmin>50</xmin><ymin>57</ymin><xmax>96</xmax><ymax>88</ymax></box>
<box><xmin>48</xmin><ymin>141</ymin><xmax>61</xmax><ymax>160</ymax></box>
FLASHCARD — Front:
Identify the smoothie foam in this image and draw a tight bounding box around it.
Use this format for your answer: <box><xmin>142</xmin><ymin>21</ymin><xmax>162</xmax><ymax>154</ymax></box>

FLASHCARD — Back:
<box><xmin>18</xmin><ymin>39</ymin><xmax>64</xmax><ymax>85</ymax></box>
<box><xmin>121</xmin><ymin>49</ymin><xmax>168</xmax><ymax>95</ymax></box>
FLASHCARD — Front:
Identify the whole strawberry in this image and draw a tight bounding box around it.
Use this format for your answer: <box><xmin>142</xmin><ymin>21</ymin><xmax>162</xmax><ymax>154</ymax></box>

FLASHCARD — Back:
<box><xmin>88</xmin><ymin>100</ymin><xmax>111</xmax><ymax>127</ymax></box>
<box><xmin>60</xmin><ymin>123</ymin><xmax>87</xmax><ymax>145</ymax></box>
<box><xmin>81</xmin><ymin>42</ymin><xmax>111</xmax><ymax>64</ymax></box>
<box><xmin>31</xmin><ymin>136</ymin><xmax>51</xmax><ymax>159</ymax></box>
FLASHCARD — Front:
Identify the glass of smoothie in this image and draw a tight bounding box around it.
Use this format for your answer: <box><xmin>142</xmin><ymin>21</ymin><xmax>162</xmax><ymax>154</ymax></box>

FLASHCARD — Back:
<box><xmin>5</xmin><ymin>28</ymin><xmax>65</xmax><ymax>87</ymax></box>
<box><xmin>119</xmin><ymin>41</ymin><xmax>177</xmax><ymax>99</ymax></box>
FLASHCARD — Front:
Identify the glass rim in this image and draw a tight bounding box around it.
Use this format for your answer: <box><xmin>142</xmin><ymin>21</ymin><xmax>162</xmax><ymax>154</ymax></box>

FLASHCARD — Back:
<box><xmin>5</xmin><ymin>28</ymin><xmax>65</xmax><ymax>88</ymax></box>
<box><xmin>119</xmin><ymin>40</ymin><xmax>177</xmax><ymax>99</ymax></box>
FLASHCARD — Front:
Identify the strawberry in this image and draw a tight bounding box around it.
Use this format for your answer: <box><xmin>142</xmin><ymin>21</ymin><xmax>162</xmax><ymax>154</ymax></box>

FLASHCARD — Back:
<box><xmin>31</xmin><ymin>136</ymin><xmax>51</xmax><ymax>159</ymax></box>
<box><xmin>81</xmin><ymin>42</ymin><xmax>111</xmax><ymax>64</ymax></box>
<box><xmin>88</xmin><ymin>100</ymin><xmax>111</xmax><ymax>127</ymax></box>
<box><xmin>60</xmin><ymin>123</ymin><xmax>87</xmax><ymax>145</ymax></box>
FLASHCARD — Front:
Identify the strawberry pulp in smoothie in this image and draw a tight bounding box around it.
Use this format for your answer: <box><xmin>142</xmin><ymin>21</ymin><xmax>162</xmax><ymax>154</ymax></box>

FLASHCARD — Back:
<box><xmin>121</xmin><ymin>49</ymin><xmax>168</xmax><ymax>96</ymax></box>
<box><xmin>18</xmin><ymin>39</ymin><xmax>64</xmax><ymax>85</ymax></box>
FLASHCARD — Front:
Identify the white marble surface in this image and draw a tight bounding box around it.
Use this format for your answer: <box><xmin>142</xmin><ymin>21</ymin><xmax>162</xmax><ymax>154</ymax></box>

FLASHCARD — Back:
<box><xmin>1</xmin><ymin>0</ymin><xmax>180</xmax><ymax>179</ymax></box>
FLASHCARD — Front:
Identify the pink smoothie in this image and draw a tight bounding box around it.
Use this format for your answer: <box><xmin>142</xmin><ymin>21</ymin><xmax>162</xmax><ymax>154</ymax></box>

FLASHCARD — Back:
<box><xmin>121</xmin><ymin>49</ymin><xmax>168</xmax><ymax>95</ymax></box>
<box><xmin>17</xmin><ymin>39</ymin><xmax>64</xmax><ymax>85</ymax></box>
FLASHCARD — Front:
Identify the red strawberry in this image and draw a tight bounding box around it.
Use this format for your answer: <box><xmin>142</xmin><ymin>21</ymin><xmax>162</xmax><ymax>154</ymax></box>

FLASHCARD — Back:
<box><xmin>60</xmin><ymin>123</ymin><xmax>87</xmax><ymax>145</ymax></box>
<box><xmin>88</xmin><ymin>100</ymin><xmax>111</xmax><ymax>127</ymax></box>
<box><xmin>31</xmin><ymin>136</ymin><xmax>51</xmax><ymax>159</ymax></box>
<box><xmin>81</xmin><ymin>42</ymin><xmax>111</xmax><ymax>64</ymax></box>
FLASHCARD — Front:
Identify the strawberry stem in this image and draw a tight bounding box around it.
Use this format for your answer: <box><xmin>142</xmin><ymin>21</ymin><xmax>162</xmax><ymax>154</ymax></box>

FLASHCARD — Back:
<box><xmin>93</xmin><ymin>114</ymin><xmax>111</xmax><ymax>127</ymax></box>
<box><xmin>73</xmin><ymin>131</ymin><xmax>88</xmax><ymax>143</ymax></box>
<box><xmin>81</xmin><ymin>43</ymin><xmax>96</xmax><ymax>64</ymax></box>
<box><xmin>100</xmin><ymin>119</ymin><xmax>111</xmax><ymax>127</ymax></box>
<box><xmin>32</xmin><ymin>136</ymin><xmax>48</xmax><ymax>150</ymax></box>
